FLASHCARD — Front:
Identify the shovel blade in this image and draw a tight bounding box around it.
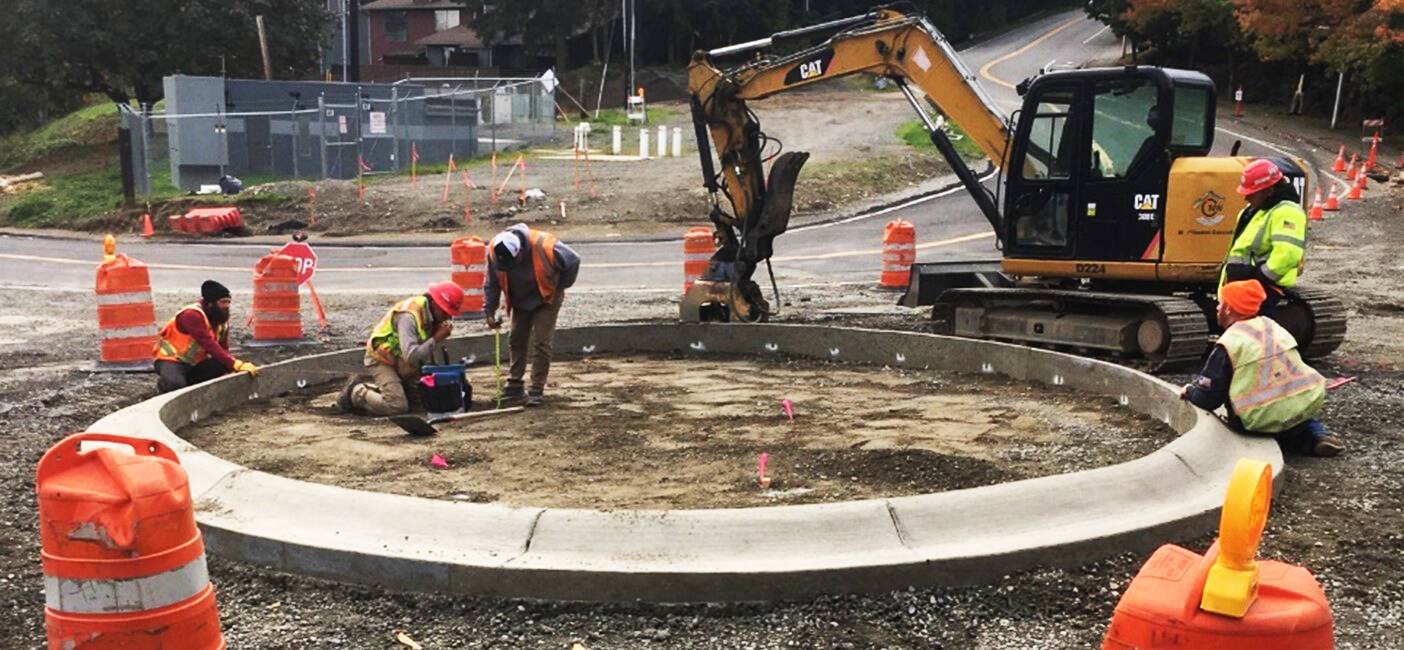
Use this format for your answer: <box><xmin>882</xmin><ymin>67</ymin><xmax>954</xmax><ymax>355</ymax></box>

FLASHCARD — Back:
<box><xmin>388</xmin><ymin>414</ymin><xmax>437</xmax><ymax>436</ymax></box>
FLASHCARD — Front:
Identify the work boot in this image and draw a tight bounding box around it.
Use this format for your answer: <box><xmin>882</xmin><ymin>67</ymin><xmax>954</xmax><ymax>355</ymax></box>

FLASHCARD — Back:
<box><xmin>335</xmin><ymin>376</ymin><xmax>362</xmax><ymax>414</ymax></box>
<box><xmin>1312</xmin><ymin>435</ymin><xmax>1345</xmax><ymax>457</ymax></box>
<box><xmin>499</xmin><ymin>382</ymin><xmax>525</xmax><ymax>406</ymax></box>
<box><xmin>525</xmin><ymin>387</ymin><xmax>545</xmax><ymax>407</ymax></box>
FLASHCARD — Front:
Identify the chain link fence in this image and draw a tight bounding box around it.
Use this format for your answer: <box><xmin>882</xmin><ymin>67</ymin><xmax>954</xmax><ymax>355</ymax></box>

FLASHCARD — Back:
<box><xmin>119</xmin><ymin>75</ymin><xmax>556</xmax><ymax>195</ymax></box>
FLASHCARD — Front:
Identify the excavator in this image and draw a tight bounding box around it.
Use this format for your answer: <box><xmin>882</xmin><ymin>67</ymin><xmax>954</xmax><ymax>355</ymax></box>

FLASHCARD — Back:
<box><xmin>680</xmin><ymin>7</ymin><xmax>1345</xmax><ymax>366</ymax></box>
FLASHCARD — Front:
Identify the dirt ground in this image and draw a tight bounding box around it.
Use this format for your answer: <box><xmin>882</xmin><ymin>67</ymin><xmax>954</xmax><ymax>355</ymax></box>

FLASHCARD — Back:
<box><xmin>183</xmin><ymin>355</ymin><xmax>1173</xmax><ymax>510</ymax></box>
<box><xmin>119</xmin><ymin>84</ymin><xmax>962</xmax><ymax>243</ymax></box>
<box><xmin>2</xmin><ymin>94</ymin><xmax>1404</xmax><ymax>648</ymax></box>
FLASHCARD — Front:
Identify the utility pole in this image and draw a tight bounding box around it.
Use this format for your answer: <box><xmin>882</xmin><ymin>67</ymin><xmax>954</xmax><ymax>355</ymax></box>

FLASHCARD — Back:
<box><xmin>341</xmin><ymin>0</ymin><xmax>350</xmax><ymax>81</ymax></box>
<box><xmin>256</xmin><ymin>15</ymin><xmax>273</xmax><ymax>80</ymax></box>
<box><xmin>1330</xmin><ymin>71</ymin><xmax>1344</xmax><ymax>130</ymax></box>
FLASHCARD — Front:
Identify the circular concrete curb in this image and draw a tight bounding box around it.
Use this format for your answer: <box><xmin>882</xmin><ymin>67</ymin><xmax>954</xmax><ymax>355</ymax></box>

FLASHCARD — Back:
<box><xmin>87</xmin><ymin>324</ymin><xmax>1281</xmax><ymax>602</ymax></box>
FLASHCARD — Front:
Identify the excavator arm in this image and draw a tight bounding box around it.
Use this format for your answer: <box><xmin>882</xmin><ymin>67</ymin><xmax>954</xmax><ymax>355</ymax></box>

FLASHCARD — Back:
<box><xmin>684</xmin><ymin>7</ymin><xmax>1010</xmax><ymax>322</ymax></box>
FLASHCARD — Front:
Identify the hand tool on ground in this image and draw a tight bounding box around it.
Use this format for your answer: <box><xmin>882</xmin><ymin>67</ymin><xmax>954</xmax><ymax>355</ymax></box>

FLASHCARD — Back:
<box><xmin>388</xmin><ymin>406</ymin><xmax>524</xmax><ymax>436</ymax></box>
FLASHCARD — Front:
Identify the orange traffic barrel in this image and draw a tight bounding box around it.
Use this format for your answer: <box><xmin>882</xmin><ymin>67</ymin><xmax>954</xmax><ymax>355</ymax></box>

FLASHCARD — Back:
<box><xmin>250</xmin><ymin>251</ymin><xmax>304</xmax><ymax>343</ymax></box>
<box><xmin>1103</xmin><ymin>458</ymin><xmax>1333</xmax><ymax>649</ymax></box>
<box><xmin>1102</xmin><ymin>542</ymin><xmax>1333</xmax><ymax>649</ymax></box>
<box><xmin>451</xmin><ymin>236</ymin><xmax>487</xmax><ymax>317</ymax></box>
<box><xmin>38</xmin><ymin>432</ymin><xmax>225</xmax><ymax>649</ymax></box>
<box><xmin>95</xmin><ymin>254</ymin><xmax>158</xmax><ymax>371</ymax></box>
<box><xmin>879</xmin><ymin>219</ymin><xmax>916</xmax><ymax>289</ymax></box>
<box><xmin>683</xmin><ymin>227</ymin><xmax>715</xmax><ymax>294</ymax></box>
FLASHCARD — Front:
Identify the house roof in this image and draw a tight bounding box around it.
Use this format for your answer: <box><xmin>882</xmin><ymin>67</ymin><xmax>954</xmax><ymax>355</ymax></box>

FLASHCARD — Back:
<box><xmin>415</xmin><ymin>24</ymin><xmax>485</xmax><ymax>47</ymax></box>
<box><xmin>362</xmin><ymin>0</ymin><xmax>464</xmax><ymax>11</ymax></box>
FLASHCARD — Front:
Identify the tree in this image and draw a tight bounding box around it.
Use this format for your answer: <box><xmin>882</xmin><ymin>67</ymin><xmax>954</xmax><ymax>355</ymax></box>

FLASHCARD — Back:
<box><xmin>8</xmin><ymin>0</ymin><xmax>331</xmax><ymax>108</ymax></box>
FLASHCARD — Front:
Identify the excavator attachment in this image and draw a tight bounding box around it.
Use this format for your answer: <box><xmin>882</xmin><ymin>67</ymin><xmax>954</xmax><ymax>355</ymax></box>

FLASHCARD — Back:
<box><xmin>681</xmin><ymin>151</ymin><xmax>809</xmax><ymax>323</ymax></box>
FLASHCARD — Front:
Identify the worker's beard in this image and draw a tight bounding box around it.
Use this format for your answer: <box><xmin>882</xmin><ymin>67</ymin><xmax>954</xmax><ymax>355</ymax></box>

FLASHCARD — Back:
<box><xmin>202</xmin><ymin>300</ymin><xmax>230</xmax><ymax>326</ymax></box>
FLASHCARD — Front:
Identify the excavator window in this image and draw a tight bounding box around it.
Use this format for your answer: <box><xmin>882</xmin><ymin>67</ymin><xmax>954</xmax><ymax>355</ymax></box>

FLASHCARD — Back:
<box><xmin>1088</xmin><ymin>80</ymin><xmax>1159</xmax><ymax>178</ymax></box>
<box><xmin>1021</xmin><ymin>89</ymin><xmax>1075</xmax><ymax>180</ymax></box>
<box><xmin>1170</xmin><ymin>85</ymin><xmax>1212</xmax><ymax>148</ymax></box>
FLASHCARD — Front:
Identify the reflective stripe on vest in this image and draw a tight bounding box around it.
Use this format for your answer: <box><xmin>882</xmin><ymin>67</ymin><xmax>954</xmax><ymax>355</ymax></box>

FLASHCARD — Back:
<box><xmin>365</xmin><ymin>295</ymin><xmax>431</xmax><ymax>367</ymax></box>
<box><xmin>492</xmin><ymin>229</ymin><xmax>560</xmax><ymax>316</ymax></box>
<box><xmin>153</xmin><ymin>303</ymin><xmax>227</xmax><ymax>365</ymax></box>
<box><xmin>1218</xmin><ymin>316</ymin><xmax>1325</xmax><ymax>433</ymax></box>
<box><xmin>45</xmin><ymin>552</ymin><xmax>209</xmax><ymax>614</ymax></box>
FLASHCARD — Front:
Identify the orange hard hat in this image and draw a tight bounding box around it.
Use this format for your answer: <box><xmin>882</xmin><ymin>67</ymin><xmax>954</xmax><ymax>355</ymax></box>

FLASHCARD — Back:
<box><xmin>1221</xmin><ymin>280</ymin><xmax>1266</xmax><ymax>316</ymax></box>
<box><xmin>1236</xmin><ymin>159</ymin><xmax>1283</xmax><ymax>196</ymax></box>
<box><xmin>426</xmin><ymin>281</ymin><xmax>464</xmax><ymax>317</ymax></box>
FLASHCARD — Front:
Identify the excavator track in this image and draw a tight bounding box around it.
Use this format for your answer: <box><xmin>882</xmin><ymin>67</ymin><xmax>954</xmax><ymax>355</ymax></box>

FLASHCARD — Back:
<box><xmin>934</xmin><ymin>288</ymin><xmax>1211</xmax><ymax>369</ymax></box>
<box><xmin>1282</xmin><ymin>286</ymin><xmax>1348</xmax><ymax>360</ymax></box>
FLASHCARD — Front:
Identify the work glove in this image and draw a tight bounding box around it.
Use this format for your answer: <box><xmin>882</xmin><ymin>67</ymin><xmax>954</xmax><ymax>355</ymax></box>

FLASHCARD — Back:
<box><xmin>234</xmin><ymin>360</ymin><xmax>259</xmax><ymax>376</ymax></box>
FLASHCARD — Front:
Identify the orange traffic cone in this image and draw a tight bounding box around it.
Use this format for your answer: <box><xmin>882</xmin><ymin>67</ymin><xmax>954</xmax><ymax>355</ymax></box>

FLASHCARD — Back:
<box><xmin>1346</xmin><ymin>154</ymin><xmax>1359</xmax><ymax>181</ymax></box>
<box><xmin>1358</xmin><ymin>168</ymin><xmax>1369</xmax><ymax>190</ymax></box>
<box><xmin>1324</xmin><ymin>185</ymin><xmax>1340</xmax><ymax>211</ymax></box>
<box><xmin>1347</xmin><ymin>175</ymin><xmax>1363</xmax><ymax>201</ymax></box>
<box><xmin>1366</xmin><ymin>133</ymin><xmax>1379</xmax><ymax>169</ymax></box>
<box><xmin>1331</xmin><ymin>146</ymin><xmax>1346</xmax><ymax>172</ymax></box>
<box><xmin>1308</xmin><ymin>189</ymin><xmax>1323</xmax><ymax>221</ymax></box>
<box><xmin>140</xmin><ymin>213</ymin><xmax>155</xmax><ymax>238</ymax></box>
<box><xmin>1398</xmin><ymin>150</ymin><xmax>1404</xmax><ymax>169</ymax></box>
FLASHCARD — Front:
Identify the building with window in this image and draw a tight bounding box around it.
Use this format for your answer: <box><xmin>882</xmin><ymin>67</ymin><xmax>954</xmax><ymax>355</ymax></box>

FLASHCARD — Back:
<box><xmin>361</xmin><ymin>0</ymin><xmax>531</xmax><ymax>74</ymax></box>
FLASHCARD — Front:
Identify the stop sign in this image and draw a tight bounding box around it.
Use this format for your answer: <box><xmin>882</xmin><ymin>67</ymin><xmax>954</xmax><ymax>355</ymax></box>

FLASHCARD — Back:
<box><xmin>277</xmin><ymin>241</ymin><xmax>318</xmax><ymax>285</ymax></box>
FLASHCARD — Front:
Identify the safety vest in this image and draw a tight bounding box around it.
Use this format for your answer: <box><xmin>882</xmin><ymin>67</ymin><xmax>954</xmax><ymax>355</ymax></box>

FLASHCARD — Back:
<box><xmin>491</xmin><ymin>229</ymin><xmax>560</xmax><ymax>315</ymax></box>
<box><xmin>1218</xmin><ymin>316</ymin><xmax>1325</xmax><ymax>433</ymax></box>
<box><xmin>1218</xmin><ymin>199</ymin><xmax>1307</xmax><ymax>294</ymax></box>
<box><xmin>365</xmin><ymin>295</ymin><xmax>433</xmax><ymax>368</ymax></box>
<box><xmin>153</xmin><ymin>302</ymin><xmax>229</xmax><ymax>365</ymax></box>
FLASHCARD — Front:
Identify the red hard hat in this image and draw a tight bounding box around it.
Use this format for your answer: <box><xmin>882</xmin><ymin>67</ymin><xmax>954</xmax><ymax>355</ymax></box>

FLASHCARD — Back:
<box><xmin>1236</xmin><ymin>159</ymin><xmax>1283</xmax><ymax>196</ymax></box>
<box><xmin>426</xmin><ymin>281</ymin><xmax>464</xmax><ymax>317</ymax></box>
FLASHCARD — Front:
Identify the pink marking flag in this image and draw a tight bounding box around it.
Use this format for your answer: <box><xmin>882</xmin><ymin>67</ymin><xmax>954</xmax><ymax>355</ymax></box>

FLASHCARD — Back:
<box><xmin>431</xmin><ymin>453</ymin><xmax>448</xmax><ymax>468</ymax></box>
<box><xmin>757</xmin><ymin>452</ymin><xmax>770</xmax><ymax>488</ymax></box>
<box><xmin>780</xmin><ymin>398</ymin><xmax>794</xmax><ymax>422</ymax></box>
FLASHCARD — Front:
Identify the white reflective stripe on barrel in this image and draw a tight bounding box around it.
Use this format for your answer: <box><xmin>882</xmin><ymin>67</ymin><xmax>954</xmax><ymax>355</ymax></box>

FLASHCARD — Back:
<box><xmin>883</xmin><ymin>243</ymin><xmax>913</xmax><ymax>251</ymax></box>
<box><xmin>95</xmin><ymin>292</ymin><xmax>153</xmax><ymax>305</ymax></box>
<box><xmin>683</xmin><ymin>253</ymin><xmax>713</xmax><ymax>262</ymax></box>
<box><xmin>257</xmin><ymin>283</ymin><xmax>299</xmax><ymax>293</ymax></box>
<box><xmin>451</xmin><ymin>264</ymin><xmax>487</xmax><ymax>273</ymax></box>
<box><xmin>253</xmin><ymin>311</ymin><xmax>301</xmax><ymax>321</ymax></box>
<box><xmin>462</xmin><ymin>288</ymin><xmax>484</xmax><ymax>296</ymax></box>
<box><xmin>45</xmin><ymin>553</ymin><xmax>209</xmax><ymax>614</ymax></box>
<box><xmin>100</xmin><ymin>325</ymin><xmax>158</xmax><ymax>339</ymax></box>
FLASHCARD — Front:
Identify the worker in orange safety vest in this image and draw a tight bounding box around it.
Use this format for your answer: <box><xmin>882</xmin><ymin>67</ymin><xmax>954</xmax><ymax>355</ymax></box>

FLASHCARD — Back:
<box><xmin>153</xmin><ymin>280</ymin><xmax>257</xmax><ymax>393</ymax></box>
<box><xmin>483</xmin><ymin>223</ymin><xmax>580</xmax><ymax>406</ymax></box>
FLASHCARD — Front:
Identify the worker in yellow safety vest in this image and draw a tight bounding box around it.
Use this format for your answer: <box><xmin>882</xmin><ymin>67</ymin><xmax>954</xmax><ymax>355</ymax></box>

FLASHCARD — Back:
<box><xmin>154</xmin><ymin>280</ymin><xmax>258</xmax><ymax>393</ymax></box>
<box><xmin>1181</xmin><ymin>280</ymin><xmax>1343</xmax><ymax>457</ymax></box>
<box><xmin>1219</xmin><ymin>158</ymin><xmax>1307</xmax><ymax>316</ymax></box>
<box><xmin>338</xmin><ymin>281</ymin><xmax>464</xmax><ymax>415</ymax></box>
<box><xmin>483</xmin><ymin>223</ymin><xmax>580</xmax><ymax>406</ymax></box>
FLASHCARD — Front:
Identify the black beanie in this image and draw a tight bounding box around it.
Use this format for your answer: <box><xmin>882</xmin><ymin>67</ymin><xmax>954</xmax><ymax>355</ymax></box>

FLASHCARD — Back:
<box><xmin>201</xmin><ymin>280</ymin><xmax>231</xmax><ymax>303</ymax></box>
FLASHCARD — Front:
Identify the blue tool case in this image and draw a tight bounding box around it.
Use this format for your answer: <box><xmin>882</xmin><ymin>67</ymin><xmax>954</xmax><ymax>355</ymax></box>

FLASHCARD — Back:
<box><xmin>419</xmin><ymin>363</ymin><xmax>470</xmax><ymax>415</ymax></box>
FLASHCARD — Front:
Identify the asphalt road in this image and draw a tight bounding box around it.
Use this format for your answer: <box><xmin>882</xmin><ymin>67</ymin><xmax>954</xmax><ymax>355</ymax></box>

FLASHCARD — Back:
<box><xmin>0</xmin><ymin>10</ymin><xmax>1294</xmax><ymax>298</ymax></box>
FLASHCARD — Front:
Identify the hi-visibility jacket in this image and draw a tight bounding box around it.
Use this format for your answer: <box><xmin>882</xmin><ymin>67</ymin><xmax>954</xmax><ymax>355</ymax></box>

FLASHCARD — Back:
<box><xmin>1218</xmin><ymin>315</ymin><xmax>1325</xmax><ymax>433</ymax></box>
<box><xmin>491</xmin><ymin>228</ymin><xmax>559</xmax><ymax>316</ymax></box>
<box><xmin>153</xmin><ymin>302</ymin><xmax>229</xmax><ymax>365</ymax></box>
<box><xmin>365</xmin><ymin>295</ymin><xmax>432</xmax><ymax>368</ymax></box>
<box><xmin>1218</xmin><ymin>199</ymin><xmax>1307</xmax><ymax>295</ymax></box>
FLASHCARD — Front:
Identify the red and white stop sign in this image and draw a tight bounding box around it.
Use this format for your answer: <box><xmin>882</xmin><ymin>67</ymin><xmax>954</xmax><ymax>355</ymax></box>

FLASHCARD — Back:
<box><xmin>277</xmin><ymin>241</ymin><xmax>318</xmax><ymax>285</ymax></box>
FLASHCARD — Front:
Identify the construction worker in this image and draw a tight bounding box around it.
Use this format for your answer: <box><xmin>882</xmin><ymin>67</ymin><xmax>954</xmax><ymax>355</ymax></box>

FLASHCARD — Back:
<box><xmin>339</xmin><ymin>281</ymin><xmax>464</xmax><ymax>415</ymax></box>
<box><xmin>1180</xmin><ymin>280</ymin><xmax>1343</xmax><ymax>457</ymax></box>
<box><xmin>154</xmin><ymin>280</ymin><xmax>258</xmax><ymax>393</ymax></box>
<box><xmin>1219</xmin><ymin>158</ymin><xmax>1306</xmax><ymax>316</ymax></box>
<box><xmin>483</xmin><ymin>223</ymin><xmax>580</xmax><ymax>406</ymax></box>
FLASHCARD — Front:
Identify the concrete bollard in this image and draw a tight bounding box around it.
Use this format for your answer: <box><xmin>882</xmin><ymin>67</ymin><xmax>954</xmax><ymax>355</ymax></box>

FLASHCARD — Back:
<box><xmin>640</xmin><ymin>128</ymin><xmax>649</xmax><ymax>159</ymax></box>
<box><xmin>672</xmin><ymin>127</ymin><xmax>682</xmax><ymax>157</ymax></box>
<box><xmin>612</xmin><ymin>125</ymin><xmax>622</xmax><ymax>155</ymax></box>
<box><xmin>657</xmin><ymin>125</ymin><xmax>667</xmax><ymax>158</ymax></box>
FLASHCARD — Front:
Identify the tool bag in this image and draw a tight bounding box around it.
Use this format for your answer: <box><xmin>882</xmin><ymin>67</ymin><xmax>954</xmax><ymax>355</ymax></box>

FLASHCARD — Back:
<box><xmin>420</xmin><ymin>350</ymin><xmax>470</xmax><ymax>415</ymax></box>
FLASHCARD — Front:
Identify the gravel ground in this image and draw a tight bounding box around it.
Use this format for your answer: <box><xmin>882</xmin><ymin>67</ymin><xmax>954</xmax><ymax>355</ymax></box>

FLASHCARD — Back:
<box><xmin>2</xmin><ymin>117</ymin><xmax>1403</xmax><ymax>647</ymax></box>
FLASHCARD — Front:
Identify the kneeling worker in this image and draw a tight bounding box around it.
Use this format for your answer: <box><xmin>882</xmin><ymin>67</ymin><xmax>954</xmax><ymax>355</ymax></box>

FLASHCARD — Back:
<box><xmin>154</xmin><ymin>280</ymin><xmax>258</xmax><ymax>393</ymax></box>
<box><xmin>1181</xmin><ymin>280</ymin><xmax>1344</xmax><ymax>456</ymax></box>
<box><xmin>339</xmin><ymin>281</ymin><xmax>464</xmax><ymax>415</ymax></box>
<box><xmin>484</xmin><ymin>223</ymin><xmax>580</xmax><ymax>406</ymax></box>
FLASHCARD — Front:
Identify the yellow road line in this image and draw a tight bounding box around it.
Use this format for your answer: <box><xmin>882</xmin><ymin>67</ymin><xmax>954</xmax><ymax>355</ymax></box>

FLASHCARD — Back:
<box><xmin>978</xmin><ymin>17</ymin><xmax>1082</xmax><ymax>90</ymax></box>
